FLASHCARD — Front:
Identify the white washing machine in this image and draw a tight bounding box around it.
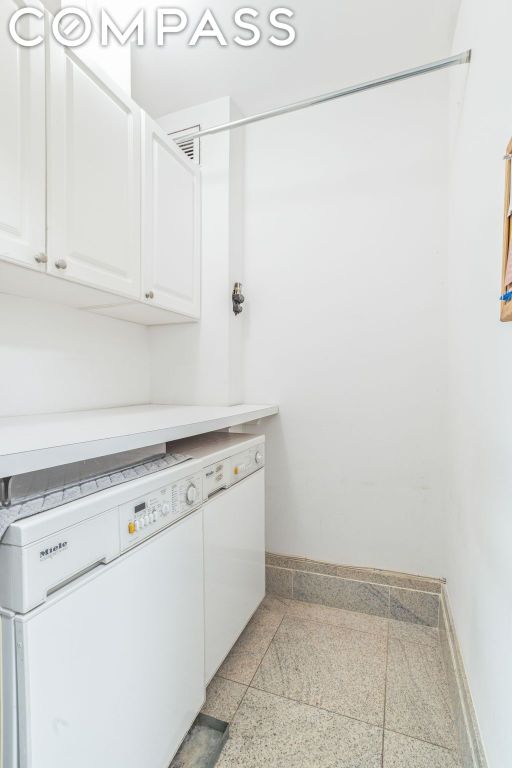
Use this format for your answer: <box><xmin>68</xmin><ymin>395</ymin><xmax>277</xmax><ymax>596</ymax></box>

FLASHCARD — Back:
<box><xmin>167</xmin><ymin>433</ymin><xmax>266</xmax><ymax>683</ymax></box>
<box><xmin>0</xmin><ymin>458</ymin><xmax>205</xmax><ymax>768</ymax></box>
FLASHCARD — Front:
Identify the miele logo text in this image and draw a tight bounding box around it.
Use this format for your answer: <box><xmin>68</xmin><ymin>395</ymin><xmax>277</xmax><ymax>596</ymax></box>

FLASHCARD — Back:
<box><xmin>40</xmin><ymin>541</ymin><xmax>68</xmax><ymax>561</ymax></box>
<box><xmin>9</xmin><ymin>7</ymin><xmax>296</xmax><ymax>49</ymax></box>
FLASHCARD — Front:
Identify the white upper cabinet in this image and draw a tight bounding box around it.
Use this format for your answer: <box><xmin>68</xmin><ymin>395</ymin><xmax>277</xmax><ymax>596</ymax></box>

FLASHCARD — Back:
<box><xmin>0</xmin><ymin>9</ymin><xmax>201</xmax><ymax>323</ymax></box>
<box><xmin>142</xmin><ymin>114</ymin><xmax>201</xmax><ymax>319</ymax></box>
<box><xmin>46</xmin><ymin>40</ymin><xmax>141</xmax><ymax>299</ymax></box>
<box><xmin>0</xmin><ymin>0</ymin><xmax>45</xmax><ymax>269</ymax></box>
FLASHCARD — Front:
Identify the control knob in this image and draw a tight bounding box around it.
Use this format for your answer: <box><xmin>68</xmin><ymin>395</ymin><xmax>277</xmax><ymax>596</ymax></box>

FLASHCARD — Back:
<box><xmin>255</xmin><ymin>450</ymin><xmax>263</xmax><ymax>465</ymax></box>
<box><xmin>186</xmin><ymin>483</ymin><xmax>198</xmax><ymax>505</ymax></box>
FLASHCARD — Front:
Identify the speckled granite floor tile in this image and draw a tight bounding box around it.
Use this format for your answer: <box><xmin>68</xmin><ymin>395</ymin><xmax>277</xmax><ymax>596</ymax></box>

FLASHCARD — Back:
<box><xmin>385</xmin><ymin>639</ymin><xmax>457</xmax><ymax>749</ymax></box>
<box><xmin>260</xmin><ymin>593</ymin><xmax>291</xmax><ymax>618</ymax></box>
<box><xmin>286</xmin><ymin>599</ymin><xmax>389</xmax><ymax>636</ymax></box>
<box><xmin>217</xmin><ymin>602</ymin><xmax>284</xmax><ymax>685</ymax></box>
<box><xmin>251</xmin><ymin>615</ymin><xmax>387</xmax><ymax>726</ymax></box>
<box><xmin>389</xmin><ymin>620</ymin><xmax>440</xmax><ymax>648</ymax></box>
<box><xmin>215</xmin><ymin>688</ymin><xmax>383</xmax><ymax>768</ymax></box>
<box><xmin>201</xmin><ymin>676</ymin><xmax>247</xmax><ymax>722</ymax></box>
<box><xmin>383</xmin><ymin>730</ymin><xmax>460</xmax><ymax>767</ymax></box>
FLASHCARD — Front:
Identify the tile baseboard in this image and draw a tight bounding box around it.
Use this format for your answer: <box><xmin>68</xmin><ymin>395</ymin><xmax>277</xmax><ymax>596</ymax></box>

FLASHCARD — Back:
<box><xmin>266</xmin><ymin>552</ymin><xmax>443</xmax><ymax>593</ymax></box>
<box><xmin>265</xmin><ymin>552</ymin><xmax>442</xmax><ymax>627</ymax></box>
<box><xmin>293</xmin><ymin>568</ymin><xmax>390</xmax><ymax>618</ymax></box>
<box><xmin>440</xmin><ymin>587</ymin><xmax>488</xmax><ymax>768</ymax></box>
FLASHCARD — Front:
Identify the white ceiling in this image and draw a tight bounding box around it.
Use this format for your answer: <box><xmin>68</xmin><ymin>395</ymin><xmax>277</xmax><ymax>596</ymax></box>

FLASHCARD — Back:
<box><xmin>130</xmin><ymin>0</ymin><xmax>461</xmax><ymax>119</ymax></box>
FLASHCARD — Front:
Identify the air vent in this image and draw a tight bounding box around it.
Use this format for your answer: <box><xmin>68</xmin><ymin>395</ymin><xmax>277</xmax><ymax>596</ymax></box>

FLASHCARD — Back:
<box><xmin>169</xmin><ymin>125</ymin><xmax>200</xmax><ymax>164</ymax></box>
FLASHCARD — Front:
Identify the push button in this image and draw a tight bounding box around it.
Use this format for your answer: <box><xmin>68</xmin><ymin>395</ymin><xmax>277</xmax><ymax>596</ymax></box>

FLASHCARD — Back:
<box><xmin>128</xmin><ymin>521</ymin><xmax>136</xmax><ymax>535</ymax></box>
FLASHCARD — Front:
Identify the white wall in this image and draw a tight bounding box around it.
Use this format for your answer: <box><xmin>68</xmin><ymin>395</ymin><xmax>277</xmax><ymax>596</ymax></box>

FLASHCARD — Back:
<box><xmin>131</xmin><ymin>0</ymin><xmax>462</xmax><ymax>580</ymax></box>
<box><xmin>0</xmin><ymin>295</ymin><xmax>150</xmax><ymax>416</ymax></box>
<box><xmin>241</xmin><ymin>74</ymin><xmax>451</xmax><ymax>577</ymax></box>
<box><xmin>132</xmin><ymin>0</ymin><xmax>461</xmax><ymax>121</ymax></box>
<box><xmin>445</xmin><ymin>1</ymin><xmax>512</xmax><ymax>764</ymax></box>
<box><xmin>149</xmin><ymin>98</ymin><xmax>245</xmax><ymax>406</ymax></box>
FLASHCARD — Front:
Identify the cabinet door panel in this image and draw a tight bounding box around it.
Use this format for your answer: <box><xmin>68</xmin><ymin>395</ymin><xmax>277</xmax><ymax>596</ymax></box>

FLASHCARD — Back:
<box><xmin>142</xmin><ymin>115</ymin><xmax>200</xmax><ymax>318</ymax></box>
<box><xmin>0</xmin><ymin>0</ymin><xmax>45</xmax><ymax>269</ymax></box>
<box><xmin>47</xmin><ymin>41</ymin><xmax>141</xmax><ymax>298</ymax></box>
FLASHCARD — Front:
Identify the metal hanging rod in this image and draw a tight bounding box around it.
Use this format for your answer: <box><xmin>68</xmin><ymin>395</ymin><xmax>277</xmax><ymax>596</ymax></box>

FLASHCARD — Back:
<box><xmin>176</xmin><ymin>51</ymin><xmax>471</xmax><ymax>143</ymax></box>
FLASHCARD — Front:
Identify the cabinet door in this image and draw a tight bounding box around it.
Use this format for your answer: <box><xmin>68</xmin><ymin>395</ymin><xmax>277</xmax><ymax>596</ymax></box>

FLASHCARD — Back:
<box><xmin>0</xmin><ymin>0</ymin><xmax>45</xmax><ymax>269</ymax></box>
<box><xmin>204</xmin><ymin>471</ymin><xmax>265</xmax><ymax>683</ymax></box>
<box><xmin>46</xmin><ymin>40</ymin><xmax>141</xmax><ymax>299</ymax></box>
<box><xmin>142</xmin><ymin>114</ymin><xmax>201</xmax><ymax>318</ymax></box>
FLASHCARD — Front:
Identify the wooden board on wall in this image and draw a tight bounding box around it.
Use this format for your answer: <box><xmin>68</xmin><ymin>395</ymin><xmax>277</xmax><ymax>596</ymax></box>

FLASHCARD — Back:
<box><xmin>500</xmin><ymin>137</ymin><xmax>512</xmax><ymax>321</ymax></box>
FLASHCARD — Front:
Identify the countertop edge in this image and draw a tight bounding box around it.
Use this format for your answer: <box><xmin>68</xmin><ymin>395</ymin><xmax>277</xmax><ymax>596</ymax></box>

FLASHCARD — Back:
<box><xmin>0</xmin><ymin>404</ymin><xmax>279</xmax><ymax>477</ymax></box>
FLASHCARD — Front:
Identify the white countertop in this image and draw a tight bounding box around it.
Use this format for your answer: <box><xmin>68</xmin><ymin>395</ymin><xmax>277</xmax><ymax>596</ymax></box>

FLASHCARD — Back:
<box><xmin>0</xmin><ymin>403</ymin><xmax>279</xmax><ymax>476</ymax></box>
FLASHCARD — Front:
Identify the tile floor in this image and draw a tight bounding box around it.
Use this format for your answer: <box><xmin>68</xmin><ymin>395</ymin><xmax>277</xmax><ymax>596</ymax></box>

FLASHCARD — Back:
<box><xmin>201</xmin><ymin>595</ymin><xmax>460</xmax><ymax>768</ymax></box>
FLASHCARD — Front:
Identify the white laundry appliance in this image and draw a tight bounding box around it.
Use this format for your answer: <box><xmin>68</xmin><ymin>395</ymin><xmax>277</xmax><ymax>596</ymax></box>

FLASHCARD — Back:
<box><xmin>167</xmin><ymin>432</ymin><xmax>266</xmax><ymax>684</ymax></box>
<box><xmin>0</xmin><ymin>454</ymin><xmax>205</xmax><ymax>768</ymax></box>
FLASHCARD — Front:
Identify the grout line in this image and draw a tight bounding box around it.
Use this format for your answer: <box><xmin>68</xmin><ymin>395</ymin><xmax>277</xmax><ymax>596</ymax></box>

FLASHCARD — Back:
<box><xmin>246</xmin><ymin>612</ymin><xmax>287</xmax><ymax>687</ymax></box>
<box><xmin>228</xmin><ymin>679</ymin><xmax>251</xmax><ymax>725</ymax></box>
<box><xmin>288</xmin><ymin>591</ymin><xmax>390</xmax><ymax>622</ymax></box>
<box><xmin>294</xmin><ymin>567</ymin><xmax>392</xmax><ymax>589</ymax></box>
<box><xmin>268</xmin><ymin>595</ymin><xmax>440</xmax><ymax>643</ymax></box>
<box><xmin>242</xmin><ymin>681</ymin><xmax>458</xmax><ymax>757</ymax></box>
<box><xmin>388</xmin><ymin>584</ymin><xmax>442</xmax><ymax>597</ymax></box>
<box><xmin>285</xmin><ymin>605</ymin><xmax>389</xmax><ymax>640</ymax></box>
<box><xmin>247</xmin><ymin>598</ymin><xmax>389</xmax><ymax>732</ymax></box>
<box><xmin>216</xmin><ymin>602</ymin><xmax>289</xmax><ymax>689</ymax></box>
<box><xmin>213</xmin><ymin>602</ymin><xmax>291</xmax><ymax>725</ymax></box>
<box><xmin>216</xmin><ymin>669</ymin><xmax>252</xmax><ymax>685</ymax></box>
<box><xmin>246</xmin><ymin>684</ymin><xmax>384</xmax><ymax>733</ymax></box>
<box><xmin>385</xmin><ymin>635</ymin><xmax>458</xmax><ymax>752</ymax></box>
<box><xmin>384</xmin><ymin>726</ymin><xmax>459</xmax><ymax>753</ymax></box>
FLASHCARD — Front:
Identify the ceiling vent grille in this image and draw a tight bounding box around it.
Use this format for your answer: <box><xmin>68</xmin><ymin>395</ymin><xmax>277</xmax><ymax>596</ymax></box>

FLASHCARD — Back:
<box><xmin>169</xmin><ymin>125</ymin><xmax>200</xmax><ymax>164</ymax></box>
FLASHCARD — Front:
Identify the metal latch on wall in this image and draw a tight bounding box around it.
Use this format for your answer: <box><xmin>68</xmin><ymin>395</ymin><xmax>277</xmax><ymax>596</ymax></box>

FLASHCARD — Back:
<box><xmin>232</xmin><ymin>282</ymin><xmax>245</xmax><ymax>315</ymax></box>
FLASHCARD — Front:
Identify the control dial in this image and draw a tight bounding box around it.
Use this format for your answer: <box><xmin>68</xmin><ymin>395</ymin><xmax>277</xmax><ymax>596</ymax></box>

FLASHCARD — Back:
<box><xmin>255</xmin><ymin>450</ymin><xmax>263</xmax><ymax>465</ymax></box>
<box><xmin>186</xmin><ymin>483</ymin><xmax>198</xmax><ymax>505</ymax></box>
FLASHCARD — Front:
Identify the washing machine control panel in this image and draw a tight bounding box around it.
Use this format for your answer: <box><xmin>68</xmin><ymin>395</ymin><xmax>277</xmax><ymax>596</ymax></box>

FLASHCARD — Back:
<box><xmin>203</xmin><ymin>460</ymin><xmax>228</xmax><ymax>500</ymax></box>
<box><xmin>230</xmin><ymin>443</ymin><xmax>265</xmax><ymax>484</ymax></box>
<box><xmin>120</xmin><ymin>473</ymin><xmax>202</xmax><ymax>551</ymax></box>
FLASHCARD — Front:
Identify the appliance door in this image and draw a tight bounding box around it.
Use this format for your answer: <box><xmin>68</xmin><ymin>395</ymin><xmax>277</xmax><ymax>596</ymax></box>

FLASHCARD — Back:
<box><xmin>204</xmin><ymin>470</ymin><xmax>265</xmax><ymax>683</ymax></box>
<box><xmin>1</xmin><ymin>612</ymin><xmax>17</xmax><ymax>768</ymax></box>
<box><xmin>15</xmin><ymin>510</ymin><xmax>205</xmax><ymax>768</ymax></box>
